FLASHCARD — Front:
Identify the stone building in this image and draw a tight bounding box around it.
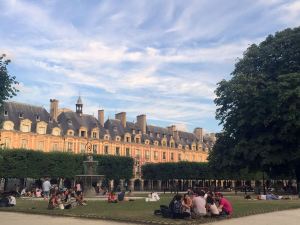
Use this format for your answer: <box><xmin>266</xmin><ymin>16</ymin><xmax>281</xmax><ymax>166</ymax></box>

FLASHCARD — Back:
<box><xmin>0</xmin><ymin>97</ymin><xmax>215</xmax><ymax>191</ymax></box>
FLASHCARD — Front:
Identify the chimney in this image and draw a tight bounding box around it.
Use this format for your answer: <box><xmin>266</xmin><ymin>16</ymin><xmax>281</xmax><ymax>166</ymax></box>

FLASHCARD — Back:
<box><xmin>50</xmin><ymin>99</ymin><xmax>59</xmax><ymax>122</ymax></box>
<box><xmin>194</xmin><ymin>127</ymin><xmax>203</xmax><ymax>142</ymax></box>
<box><xmin>98</xmin><ymin>110</ymin><xmax>104</xmax><ymax>127</ymax></box>
<box><xmin>115</xmin><ymin>112</ymin><xmax>126</xmax><ymax>127</ymax></box>
<box><xmin>167</xmin><ymin>125</ymin><xmax>176</xmax><ymax>133</ymax></box>
<box><xmin>136</xmin><ymin>114</ymin><xmax>146</xmax><ymax>134</ymax></box>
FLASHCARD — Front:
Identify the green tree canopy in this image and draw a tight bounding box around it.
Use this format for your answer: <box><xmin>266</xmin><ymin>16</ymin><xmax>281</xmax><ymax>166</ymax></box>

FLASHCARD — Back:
<box><xmin>210</xmin><ymin>27</ymin><xmax>300</xmax><ymax>193</ymax></box>
<box><xmin>0</xmin><ymin>54</ymin><xmax>18</xmax><ymax>112</ymax></box>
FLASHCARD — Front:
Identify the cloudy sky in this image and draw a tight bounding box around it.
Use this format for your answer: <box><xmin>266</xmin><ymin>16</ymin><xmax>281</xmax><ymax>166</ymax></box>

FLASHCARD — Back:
<box><xmin>1</xmin><ymin>0</ymin><xmax>300</xmax><ymax>133</ymax></box>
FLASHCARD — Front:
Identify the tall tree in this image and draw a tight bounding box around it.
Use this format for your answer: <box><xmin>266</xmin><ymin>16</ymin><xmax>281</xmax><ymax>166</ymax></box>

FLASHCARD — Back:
<box><xmin>0</xmin><ymin>54</ymin><xmax>19</xmax><ymax>115</ymax></box>
<box><xmin>211</xmin><ymin>27</ymin><xmax>300</xmax><ymax>194</ymax></box>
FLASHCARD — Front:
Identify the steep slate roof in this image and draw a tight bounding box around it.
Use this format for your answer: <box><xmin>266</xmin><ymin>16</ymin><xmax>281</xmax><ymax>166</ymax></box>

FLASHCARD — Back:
<box><xmin>1</xmin><ymin>102</ymin><xmax>59</xmax><ymax>134</ymax></box>
<box><xmin>58</xmin><ymin>111</ymin><xmax>105</xmax><ymax>136</ymax></box>
<box><xmin>2</xmin><ymin>101</ymin><xmax>213</xmax><ymax>149</ymax></box>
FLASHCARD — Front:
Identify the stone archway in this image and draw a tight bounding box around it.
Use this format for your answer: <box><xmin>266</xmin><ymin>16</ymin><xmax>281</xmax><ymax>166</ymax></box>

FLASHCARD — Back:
<box><xmin>134</xmin><ymin>179</ymin><xmax>141</xmax><ymax>191</ymax></box>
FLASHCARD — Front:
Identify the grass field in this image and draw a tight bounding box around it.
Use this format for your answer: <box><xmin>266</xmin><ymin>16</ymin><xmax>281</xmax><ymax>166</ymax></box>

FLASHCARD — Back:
<box><xmin>1</xmin><ymin>195</ymin><xmax>300</xmax><ymax>224</ymax></box>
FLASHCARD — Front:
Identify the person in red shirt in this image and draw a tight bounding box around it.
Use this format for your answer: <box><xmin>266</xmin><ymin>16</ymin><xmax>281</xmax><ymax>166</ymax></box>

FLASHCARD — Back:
<box><xmin>216</xmin><ymin>193</ymin><xmax>233</xmax><ymax>217</ymax></box>
<box><xmin>108</xmin><ymin>192</ymin><xmax>117</xmax><ymax>203</ymax></box>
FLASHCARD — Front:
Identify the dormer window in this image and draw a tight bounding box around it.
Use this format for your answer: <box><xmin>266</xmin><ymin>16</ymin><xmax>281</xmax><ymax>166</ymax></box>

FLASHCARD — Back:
<box><xmin>132</xmin><ymin>129</ymin><xmax>136</xmax><ymax>134</ymax></box>
<box><xmin>116</xmin><ymin>136</ymin><xmax>121</xmax><ymax>141</ymax></box>
<box><xmin>156</xmin><ymin>133</ymin><xmax>160</xmax><ymax>138</ymax></box>
<box><xmin>149</xmin><ymin>132</ymin><xmax>153</xmax><ymax>137</ymax></box>
<box><xmin>138</xmin><ymin>130</ymin><xmax>142</xmax><ymax>134</ymax></box>
<box><xmin>92</xmin><ymin>131</ymin><xmax>97</xmax><ymax>139</ymax></box>
<box><xmin>36</xmin><ymin>115</ymin><xmax>40</xmax><ymax>121</ymax></box>
<box><xmin>113</xmin><ymin>127</ymin><xmax>118</xmax><ymax>132</ymax></box>
<box><xmin>104</xmin><ymin>135</ymin><xmax>109</xmax><ymax>140</ymax></box>
<box><xmin>19</xmin><ymin>113</ymin><xmax>23</xmax><ymax>118</ymax></box>
<box><xmin>68</xmin><ymin>120</ymin><xmax>72</xmax><ymax>125</ymax></box>
<box><xmin>80</xmin><ymin>130</ymin><xmax>86</xmax><ymax>137</ymax></box>
<box><xmin>4</xmin><ymin>110</ymin><xmax>8</xmax><ymax>116</ymax></box>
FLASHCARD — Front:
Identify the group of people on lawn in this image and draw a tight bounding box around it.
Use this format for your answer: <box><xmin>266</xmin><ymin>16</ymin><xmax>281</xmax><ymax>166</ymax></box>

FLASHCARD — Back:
<box><xmin>44</xmin><ymin>179</ymin><xmax>87</xmax><ymax>210</ymax></box>
<box><xmin>159</xmin><ymin>189</ymin><xmax>233</xmax><ymax>219</ymax></box>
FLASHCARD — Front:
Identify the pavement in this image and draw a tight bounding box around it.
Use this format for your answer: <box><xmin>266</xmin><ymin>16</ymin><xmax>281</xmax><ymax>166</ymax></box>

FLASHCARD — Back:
<box><xmin>1</xmin><ymin>209</ymin><xmax>300</xmax><ymax>225</ymax></box>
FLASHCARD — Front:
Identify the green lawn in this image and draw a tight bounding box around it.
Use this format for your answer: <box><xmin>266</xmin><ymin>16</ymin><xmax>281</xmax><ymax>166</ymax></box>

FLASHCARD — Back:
<box><xmin>1</xmin><ymin>195</ymin><xmax>300</xmax><ymax>224</ymax></box>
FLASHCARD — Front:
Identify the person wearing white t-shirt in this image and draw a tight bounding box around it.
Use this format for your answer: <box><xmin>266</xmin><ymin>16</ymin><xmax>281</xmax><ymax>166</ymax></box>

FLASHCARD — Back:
<box><xmin>206</xmin><ymin>196</ymin><xmax>219</xmax><ymax>217</ymax></box>
<box><xmin>192</xmin><ymin>190</ymin><xmax>207</xmax><ymax>217</ymax></box>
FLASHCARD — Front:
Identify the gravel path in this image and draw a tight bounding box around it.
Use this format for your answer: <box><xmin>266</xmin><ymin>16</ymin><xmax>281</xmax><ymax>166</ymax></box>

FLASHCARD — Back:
<box><xmin>1</xmin><ymin>209</ymin><xmax>300</xmax><ymax>225</ymax></box>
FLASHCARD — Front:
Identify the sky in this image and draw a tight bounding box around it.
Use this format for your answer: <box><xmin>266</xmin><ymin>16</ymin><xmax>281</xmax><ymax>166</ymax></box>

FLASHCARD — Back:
<box><xmin>1</xmin><ymin>0</ymin><xmax>300</xmax><ymax>133</ymax></box>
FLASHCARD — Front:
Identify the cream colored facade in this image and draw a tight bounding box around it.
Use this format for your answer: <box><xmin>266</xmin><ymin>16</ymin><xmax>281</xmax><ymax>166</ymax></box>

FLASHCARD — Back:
<box><xmin>0</xmin><ymin>100</ymin><xmax>214</xmax><ymax>181</ymax></box>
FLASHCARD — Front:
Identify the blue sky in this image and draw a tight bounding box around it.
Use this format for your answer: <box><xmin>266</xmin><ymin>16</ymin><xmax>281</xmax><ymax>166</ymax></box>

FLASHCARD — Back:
<box><xmin>1</xmin><ymin>0</ymin><xmax>300</xmax><ymax>133</ymax></box>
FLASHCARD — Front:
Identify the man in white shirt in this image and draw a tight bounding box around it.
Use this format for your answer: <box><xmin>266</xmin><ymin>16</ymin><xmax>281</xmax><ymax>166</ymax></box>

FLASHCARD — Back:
<box><xmin>42</xmin><ymin>178</ymin><xmax>51</xmax><ymax>199</ymax></box>
<box><xmin>192</xmin><ymin>190</ymin><xmax>207</xmax><ymax>217</ymax></box>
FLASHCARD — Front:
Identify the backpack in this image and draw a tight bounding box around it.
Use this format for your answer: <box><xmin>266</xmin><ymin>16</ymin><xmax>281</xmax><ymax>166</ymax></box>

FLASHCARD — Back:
<box><xmin>173</xmin><ymin>200</ymin><xmax>182</xmax><ymax>214</ymax></box>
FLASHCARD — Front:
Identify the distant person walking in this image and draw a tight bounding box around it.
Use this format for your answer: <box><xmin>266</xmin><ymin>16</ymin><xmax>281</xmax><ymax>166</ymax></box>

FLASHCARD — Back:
<box><xmin>42</xmin><ymin>178</ymin><xmax>51</xmax><ymax>200</ymax></box>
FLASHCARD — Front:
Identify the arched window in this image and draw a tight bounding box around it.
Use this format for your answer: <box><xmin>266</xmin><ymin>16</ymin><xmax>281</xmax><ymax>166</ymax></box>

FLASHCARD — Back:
<box><xmin>52</xmin><ymin>127</ymin><xmax>61</xmax><ymax>136</ymax></box>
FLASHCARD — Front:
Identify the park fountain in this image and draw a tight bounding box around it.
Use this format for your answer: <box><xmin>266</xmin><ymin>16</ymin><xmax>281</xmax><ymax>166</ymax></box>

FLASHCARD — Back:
<box><xmin>75</xmin><ymin>154</ymin><xmax>105</xmax><ymax>196</ymax></box>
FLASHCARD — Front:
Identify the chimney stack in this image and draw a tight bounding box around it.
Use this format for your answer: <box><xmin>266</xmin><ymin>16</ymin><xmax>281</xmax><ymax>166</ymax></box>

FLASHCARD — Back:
<box><xmin>194</xmin><ymin>127</ymin><xmax>203</xmax><ymax>142</ymax></box>
<box><xmin>136</xmin><ymin>114</ymin><xmax>146</xmax><ymax>134</ymax></box>
<box><xmin>98</xmin><ymin>110</ymin><xmax>104</xmax><ymax>127</ymax></box>
<box><xmin>50</xmin><ymin>99</ymin><xmax>59</xmax><ymax>122</ymax></box>
<box><xmin>115</xmin><ymin>112</ymin><xmax>126</xmax><ymax>127</ymax></box>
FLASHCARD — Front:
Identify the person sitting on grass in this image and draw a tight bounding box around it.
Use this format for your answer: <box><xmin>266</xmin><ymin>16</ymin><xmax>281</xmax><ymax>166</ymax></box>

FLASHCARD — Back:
<box><xmin>48</xmin><ymin>193</ymin><xmax>59</xmax><ymax>209</ymax></box>
<box><xmin>75</xmin><ymin>192</ymin><xmax>87</xmax><ymax>206</ymax></box>
<box><xmin>192</xmin><ymin>190</ymin><xmax>207</xmax><ymax>218</ymax></box>
<box><xmin>206</xmin><ymin>195</ymin><xmax>219</xmax><ymax>217</ymax></box>
<box><xmin>108</xmin><ymin>191</ymin><xmax>118</xmax><ymax>203</ymax></box>
<box><xmin>182</xmin><ymin>194</ymin><xmax>192</xmax><ymax>218</ymax></box>
<box><xmin>215</xmin><ymin>193</ymin><xmax>233</xmax><ymax>218</ymax></box>
<box><xmin>118</xmin><ymin>191</ymin><xmax>125</xmax><ymax>202</ymax></box>
<box><xmin>171</xmin><ymin>194</ymin><xmax>183</xmax><ymax>219</ymax></box>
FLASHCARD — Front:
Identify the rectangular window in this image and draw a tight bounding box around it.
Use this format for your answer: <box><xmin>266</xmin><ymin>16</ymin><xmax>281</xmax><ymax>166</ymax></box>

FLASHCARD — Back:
<box><xmin>171</xmin><ymin>152</ymin><xmax>174</xmax><ymax>160</ymax></box>
<box><xmin>178</xmin><ymin>153</ymin><xmax>181</xmax><ymax>161</ymax></box>
<box><xmin>21</xmin><ymin>139</ymin><xmax>28</xmax><ymax>149</ymax></box>
<box><xmin>67</xmin><ymin>142</ymin><xmax>73</xmax><ymax>152</ymax></box>
<box><xmin>145</xmin><ymin>150</ymin><xmax>150</xmax><ymax>160</ymax></box>
<box><xmin>170</xmin><ymin>142</ymin><xmax>175</xmax><ymax>148</ymax></box>
<box><xmin>162</xmin><ymin>152</ymin><xmax>166</xmax><ymax>160</ymax></box>
<box><xmin>80</xmin><ymin>143</ymin><xmax>85</xmax><ymax>153</ymax></box>
<box><xmin>80</xmin><ymin>130</ymin><xmax>86</xmax><ymax>137</ymax></box>
<box><xmin>38</xmin><ymin>141</ymin><xmax>44</xmax><ymax>150</ymax></box>
<box><xmin>125</xmin><ymin>148</ymin><xmax>130</xmax><ymax>156</ymax></box>
<box><xmin>92</xmin><ymin>132</ymin><xmax>97</xmax><ymax>138</ymax></box>
<box><xmin>136</xmin><ymin>149</ymin><xmax>141</xmax><ymax>158</ymax></box>
<box><xmin>4</xmin><ymin>138</ymin><xmax>10</xmax><ymax>148</ymax></box>
<box><xmin>154</xmin><ymin>151</ymin><xmax>158</xmax><ymax>160</ymax></box>
<box><xmin>23</xmin><ymin>125</ymin><xmax>30</xmax><ymax>132</ymax></box>
<box><xmin>93</xmin><ymin>144</ymin><xmax>97</xmax><ymax>154</ymax></box>
<box><xmin>104</xmin><ymin>145</ymin><xmax>109</xmax><ymax>154</ymax></box>
<box><xmin>116</xmin><ymin>147</ymin><xmax>120</xmax><ymax>155</ymax></box>
<box><xmin>135</xmin><ymin>138</ymin><xmax>140</xmax><ymax>143</ymax></box>
<box><xmin>126</xmin><ymin>137</ymin><xmax>130</xmax><ymax>142</ymax></box>
<box><xmin>38</xmin><ymin>127</ymin><xmax>46</xmax><ymax>134</ymax></box>
<box><xmin>52</xmin><ymin>142</ymin><xmax>59</xmax><ymax>151</ymax></box>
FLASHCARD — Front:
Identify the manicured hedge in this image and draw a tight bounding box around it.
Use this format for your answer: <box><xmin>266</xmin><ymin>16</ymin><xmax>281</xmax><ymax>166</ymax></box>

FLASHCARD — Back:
<box><xmin>142</xmin><ymin>162</ymin><xmax>266</xmax><ymax>181</ymax></box>
<box><xmin>0</xmin><ymin>148</ymin><xmax>134</xmax><ymax>180</ymax></box>
<box><xmin>142</xmin><ymin>162</ymin><xmax>213</xmax><ymax>180</ymax></box>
